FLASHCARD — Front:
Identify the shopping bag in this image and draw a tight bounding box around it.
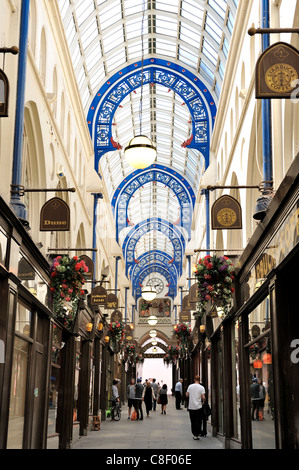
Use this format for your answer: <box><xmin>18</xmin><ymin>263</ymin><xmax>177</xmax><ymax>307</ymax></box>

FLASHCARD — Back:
<box><xmin>131</xmin><ymin>410</ymin><xmax>137</xmax><ymax>420</ymax></box>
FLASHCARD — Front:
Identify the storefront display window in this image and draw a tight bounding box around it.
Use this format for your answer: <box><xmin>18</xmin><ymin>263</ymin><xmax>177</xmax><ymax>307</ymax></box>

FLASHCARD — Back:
<box><xmin>0</xmin><ymin>228</ymin><xmax>7</xmax><ymax>265</ymax></box>
<box><xmin>232</xmin><ymin>320</ymin><xmax>240</xmax><ymax>441</ymax></box>
<box><xmin>247</xmin><ymin>296</ymin><xmax>275</xmax><ymax>449</ymax></box>
<box><xmin>6</xmin><ymin>337</ymin><xmax>29</xmax><ymax>449</ymax></box>
<box><xmin>48</xmin><ymin>325</ymin><xmax>62</xmax><ymax>436</ymax></box>
<box><xmin>15</xmin><ymin>300</ymin><xmax>31</xmax><ymax>337</ymax></box>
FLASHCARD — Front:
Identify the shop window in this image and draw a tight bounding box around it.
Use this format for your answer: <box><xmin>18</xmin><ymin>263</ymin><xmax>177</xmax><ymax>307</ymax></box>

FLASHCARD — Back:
<box><xmin>6</xmin><ymin>337</ymin><xmax>29</xmax><ymax>448</ymax></box>
<box><xmin>15</xmin><ymin>301</ymin><xmax>32</xmax><ymax>337</ymax></box>
<box><xmin>247</xmin><ymin>296</ymin><xmax>275</xmax><ymax>449</ymax></box>
<box><xmin>48</xmin><ymin>325</ymin><xmax>62</xmax><ymax>436</ymax></box>
<box><xmin>0</xmin><ymin>227</ymin><xmax>8</xmax><ymax>266</ymax></box>
<box><xmin>232</xmin><ymin>320</ymin><xmax>240</xmax><ymax>441</ymax></box>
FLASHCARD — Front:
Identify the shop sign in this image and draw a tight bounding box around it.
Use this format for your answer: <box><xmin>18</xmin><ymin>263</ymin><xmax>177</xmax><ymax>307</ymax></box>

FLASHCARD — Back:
<box><xmin>0</xmin><ymin>68</ymin><xmax>9</xmax><ymax>117</ymax></box>
<box><xmin>211</xmin><ymin>195</ymin><xmax>242</xmax><ymax>230</ymax></box>
<box><xmin>179</xmin><ymin>310</ymin><xmax>191</xmax><ymax>322</ymax></box>
<box><xmin>256</xmin><ymin>42</ymin><xmax>299</xmax><ymax>99</ymax></box>
<box><xmin>18</xmin><ymin>257</ymin><xmax>35</xmax><ymax>280</ymax></box>
<box><xmin>79</xmin><ymin>255</ymin><xmax>93</xmax><ymax>279</ymax></box>
<box><xmin>90</xmin><ymin>285</ymin><xmax>107</xmax><ymax>306</ymax></box>
<box><xmin>189</xmin><ymin>283</ymin><xmax>199</xmax><ymax>303</ymax></box>
<box><xmin>40</xmin><ymin>197</ymin><xmax>70</xmax><ymax>231</ymax></box>
<box><xmin>245</xmin><ymin>201</ymin><xmax>299</xmax><ymax>296</ymax></box>
<box><xmin>182</xmin><ymin>294</ymin><xmax>191</xmax><ymax>311</ymax></box>
<box><xmin>106</xmin><ymin>293</ymin><xmax>118</xmax><ymax>310</ymax></box>
<box><xmin>110</xmin><ymin>309</ymin><xmax>122</xmax><ymax>322</ymax></box>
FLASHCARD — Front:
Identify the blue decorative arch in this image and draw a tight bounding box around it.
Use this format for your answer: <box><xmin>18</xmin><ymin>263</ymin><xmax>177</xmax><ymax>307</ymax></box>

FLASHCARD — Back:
<box><xmin>87</xmin><ymin>58</ymin><xmax>216</xmax><ymax>170</ymax></box>
<box><xmin>130</xmin><ymin>250</ymin><xmax>178</xmax><ymax>290</ymax></box>
<box><xmin>112</xmin><ymin>164</ymin><xmax>195</xmax><ymax>242</ymax></box>
<box><xmin>123</xmin><ymin>218</ymin><xmax>185</xmax><ymax>276</ymax></box>
<box><xmin>133</xmin><ymin>264</ymin><xmax>177</xmax><ymax>300</ymax></box>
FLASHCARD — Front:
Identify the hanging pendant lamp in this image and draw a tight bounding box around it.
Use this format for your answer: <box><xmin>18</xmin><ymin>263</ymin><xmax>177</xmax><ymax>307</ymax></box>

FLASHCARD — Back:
<box><xmin>142</xmin><ymin>285</ymin><xmax>157</xmax><ymax>301</ymax></box>
<box><xmin>125</xmin><ymin>135</ymin><xmax>156</xmax><ymax>169</ymax></box>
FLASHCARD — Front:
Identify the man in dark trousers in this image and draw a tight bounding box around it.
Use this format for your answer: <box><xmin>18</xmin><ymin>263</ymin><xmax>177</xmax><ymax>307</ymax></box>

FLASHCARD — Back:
<box><xmin>250</xmin><ymin>377</ymin><xmax>260</xmax><ymax>420</ymax></box>
<box><xmin>186</xmin><ymin>375</ymin><xmax>206</xmax><ymax>440</ymax></box>
<box><xmin>135</xmin><ymin>378</ymin><xmax>144</xmax><ymax>420</ymax></box>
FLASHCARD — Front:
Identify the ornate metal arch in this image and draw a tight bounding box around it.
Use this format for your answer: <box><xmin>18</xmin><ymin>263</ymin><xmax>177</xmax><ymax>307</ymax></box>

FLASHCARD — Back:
<box><xmin>87</xmin><ymin>58</ymin><xmax>216</xmax><ymax>170</ymax></box>
<box><xmin>112</xmin><ymin>164</ymin><xmax>195</xmax><ymax>242</ymax></box>
<box><xmin>129</xmin><ymin>250</ymin><xmax>179</xmax><ymax>281</ymax></box>
<box><xmin>132</xmin><ymin>263</ymin><xmax>178</xmax><ymax>300</ymax></box>
<box><xmin>122</xmin><ymin>217</ymin><xmax>185</xmax><ymax>277</ymax></box>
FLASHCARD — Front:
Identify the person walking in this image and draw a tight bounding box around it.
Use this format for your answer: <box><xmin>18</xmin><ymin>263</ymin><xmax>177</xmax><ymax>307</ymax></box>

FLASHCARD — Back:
<box><xmin>159</xmin><ymin>384</ymin><xmax>168</xmax><ymax>414</ymax></box>
<box><xmin>151</xmin><ymin>378</ymin><xmax>158</xmax><ymax>411</ymax></box>
<box><xmin>250</xmin><ymin>377</ymin><xmax>260</xmax><ymax>420</ymax></box>
<box><xmin>175</xmin><ymin>378</ymin><xmax>183</xmax><ymax>410</ymax></box>
<box><xmin>135</xmin><ymin>378</ymin><xmax>144</xmax><ymax>420</ymax></box>
<box><xmin>127</xmin><ymin>378</ymin><xmax>136</xmax><ymax>420</ymax></box>
<box><xmin>186</xmin><ymin>375</ymin><xmax>206</xmax><ymax>440</ymax></box>
<box><xmin>143</xmin><ymin>380</ymin><xmax>155</xmax><ymax>417</ymax></box>
<box><xmin>257</xmin><ymin>378</ymin><xmax>266</xmax><ymax>420</ymax></box>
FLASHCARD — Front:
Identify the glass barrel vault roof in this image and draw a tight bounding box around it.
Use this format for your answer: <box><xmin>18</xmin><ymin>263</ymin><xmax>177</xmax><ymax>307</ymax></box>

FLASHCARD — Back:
<box><xmin>57</xmin><ymin>0</ymin><xmax>239</xmax><ymax>293</ymax></box>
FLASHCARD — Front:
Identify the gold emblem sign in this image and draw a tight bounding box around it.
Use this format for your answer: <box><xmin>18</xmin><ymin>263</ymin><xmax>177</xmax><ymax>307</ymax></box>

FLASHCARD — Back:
<box><xmin>212</xmin><ymin>195</ymin><xmax>242</xmax><ymax>230</ymax></box>
<box><xmin>265</xmin><ymin>63</ymin><xmax>298</xmax><ymax>93</ymax></box>
<box><xmin>256</xmin><ymin>42</ymin><xmax>299</xmax><ymax>99</ymax></box>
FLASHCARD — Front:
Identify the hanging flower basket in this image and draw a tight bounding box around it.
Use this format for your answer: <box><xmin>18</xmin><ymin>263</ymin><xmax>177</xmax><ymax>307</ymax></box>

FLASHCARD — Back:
<box><xmin>109</xmin><ymin>321</ymin><xmax>125</xmax><ymax>344</ymax></box>
<box><xmin>174</xmin><ymin>323</ymin><xmax>191</xmax><ymax>354</ymax></box>
<box><xmin>50</xmin><ymin>255</ymin><xmax>89</xmax><ymax>327</ymax></box>
<box><xmin>168</xmin><ymin>345</ymin><xmax>180</xmax><ymax>363</ymax></box>
<box><xmin>124</xmin><ymin>343</ymin><xmax>137</xmax><ymax>364</ymax></box>
<box><xmin>194</xmin><ymin>255</ymin><xmax>235</xmax><ymax>318</ymax></box>
<box><xmin>135</xmin><ymin>353</ymin><xmax>144</xmax><ymax>364</ymax></box>
<box><xmin>163</xmin><ymin>353</ymin><xmax>171</xmax><ymax>365</ymax></box>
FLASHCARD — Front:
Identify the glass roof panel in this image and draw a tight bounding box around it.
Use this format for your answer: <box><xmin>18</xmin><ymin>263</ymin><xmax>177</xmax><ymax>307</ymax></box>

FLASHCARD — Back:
<box><xmin>57</xmin><ymin>0</ymin><xmax>238</xmax><ymax>284</ymax></box>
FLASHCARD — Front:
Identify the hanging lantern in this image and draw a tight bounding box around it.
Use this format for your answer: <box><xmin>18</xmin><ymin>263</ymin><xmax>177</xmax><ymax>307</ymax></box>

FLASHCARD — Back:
<box><xmin>148</xmin><ymin>315</ymin><xmax>157</xmax><ymax>326</ymax></box>
<box><xmin>253</xmin><ymin>359</ymin><xmax>263</xmax><ymax>369</ymax></box>
<box><xmin>141</xmin><ymin>285</ymin><xmax>157</xmax><ymax>301</ymax></box>
<box><xmin>124</xmin><ymin>135</ymin><xmax>156</xmax><ymax>169</ymax></box>
<box><xmin>98</xmin><ymin>322</ymin><xmax>103</xmax><ymax>331</ymax></box>
<box><xmin>85</xmin><ymin>322</ymin><xmax>93</xmax><ymax>332</ymax></box>
<box><xmin>149</xmin><ymin>329</ymin><xmax>157</xmax><ymax>338</ymax></box>
<box><xmin>199</xmin><ymin>325</ymin><xmax>205</xmax><ymax>334</ymax></box>
<box><xmin>104</xmin><ymin>335</ymin><xmax>110</xmax><ymax>343</ymax></box>
<box><xmin>263</xmin><ymin>353</ymin><xmax>272</xmax><ymax>364</ymax></box>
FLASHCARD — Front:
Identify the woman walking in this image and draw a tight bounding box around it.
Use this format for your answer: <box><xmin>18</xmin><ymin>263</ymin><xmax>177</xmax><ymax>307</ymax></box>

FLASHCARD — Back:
<box><xmin>159</xmin><ymin>384</ymin><xmax>168</xmax><ymax>414</ymax></box>
<box><xmin>143</xmin><ymin>381</ymin><xmax>155</xmax><ymax>417</ymax></box>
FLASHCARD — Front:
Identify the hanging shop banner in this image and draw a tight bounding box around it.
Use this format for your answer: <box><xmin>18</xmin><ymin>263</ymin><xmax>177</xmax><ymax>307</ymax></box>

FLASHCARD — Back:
<box><xmin>179</xmin><ymin>310</ymin><xmax>191</xmax><ymax>322</ymax></box>
<box><xmin>106</xmin><ymin>293</ymin><xmax>119</xmax><ymax>309</ymax></box>
<box><xmin>79</xmin><ymin>255</ymin><xmax>93</xmax><ymax>279</ymax></box>
<box><xmin>256</xmin><ymin>42</ymin><xmax>299</xmax><ymax>99</ymax></box>
<box><xmin>40</xmin><ymin>197</ymin><xmax>70</xmax><ymax>231</ymax></box>
<box><xmin>110</xmin><ymin>309</ymin><xmax>122</xmax><ymax>322</ymax></box>
<box><xmin>189</xmin><ymin>283</ymin><xmax>199</xmax><ymax>303</ymax></box>
<box><xmin>0</xmin><ymin>69</ymin><xmax>9</xmax><ymax>117</ymax></box>
<box><xmin>211</xmin><ymin>195</ymin><xmax>242</xmax><ymax>230</ymax></box>
<box><xmin>182</xmin><ymin>294</ymin><xmax>191</xmax><ymax>311</ymax></box>
<box><xmin>90</xmin><ymin>285</ymin><xmax>107</xmax><ymax>306</ymax></box>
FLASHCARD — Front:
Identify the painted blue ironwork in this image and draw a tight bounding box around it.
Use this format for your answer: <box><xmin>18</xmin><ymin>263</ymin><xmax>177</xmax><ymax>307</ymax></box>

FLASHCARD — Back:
<box><xmin>123</xmin><ymin>218</ymin><xmax>185</xmax><ymax>277</ymax></box>
<box><xmin>130</xmin><ymin>250</ymin><xmax>178</xmax><ymax>298</ymax></box>
<box><xmin>133</xmin><ymin>263</ymin><xmax>177</xmax><ymax>300</ymax></box>
<box><xmin>9</xmin><ymin>0</ymin><xmax>31</xmax><ymax>222</ymax></box>
<box><xmin>87</xmin><ymin>58</ymin><xmax>216</xmax><ymax>171</ymax></box>
<box><xmin>261</xmin><ymin>0</ymin><xmax>273</xmax><ymax>190</ymax></box>
<box><xmin>112</xmin><ymin>164</ymin><xmax>195</xmax><ymax>242</ymax></box>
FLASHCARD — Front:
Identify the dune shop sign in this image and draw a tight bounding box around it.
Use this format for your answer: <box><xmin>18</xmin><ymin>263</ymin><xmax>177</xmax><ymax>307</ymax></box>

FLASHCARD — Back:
<box><xmin>211</xmin><ymin>195</ymin><xmax>242</xmax><ymax>230</ymax></box>
<box><xmin>256</xmin><ymin>42</ymin><xmax>299</xmax><ymax>99</ymax></box>
<box><xmin>40</xmin><ymin>197</ymin><xmax>70</xmax><ymax>231</ymax></box>
<box><xmin>90</xmin><ymin>285</ymin><xmax>107</xmax><ymax>306</ymax></box>
<box><xmin>79</xmin><ymin>255</ymin><xmax>93</xmax><ymax>280</ymax></box>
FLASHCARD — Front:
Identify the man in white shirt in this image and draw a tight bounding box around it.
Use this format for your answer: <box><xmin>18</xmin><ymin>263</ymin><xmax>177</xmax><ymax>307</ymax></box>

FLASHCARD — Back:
<box><xmin>186</xmin><ymin>375</ymin><xmax>206</xmax><ymax>440</ymax></box>
<box><xmin>175</xmin><ymin>378</ymin><xmax>183</xmax><ymax>410</ymax></box>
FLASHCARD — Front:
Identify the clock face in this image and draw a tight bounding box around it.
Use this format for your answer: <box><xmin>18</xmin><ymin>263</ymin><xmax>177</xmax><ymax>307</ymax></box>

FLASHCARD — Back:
<box><xmin>216</xmin><ymin>208</ymin><xmax>237</xmax><ymax>227</ymax></box>
<box><xmin>147</xmin><ymin>278</ymin><xmax>164</xmax><ymax>294</ymax></box>
<box><xmin>265</xmin><ymin>63</ymin><xmax>298</xmax><ymax>93</ymax></box>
